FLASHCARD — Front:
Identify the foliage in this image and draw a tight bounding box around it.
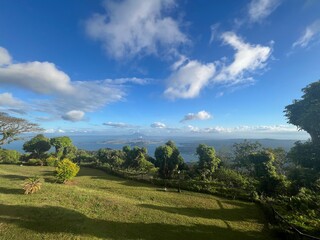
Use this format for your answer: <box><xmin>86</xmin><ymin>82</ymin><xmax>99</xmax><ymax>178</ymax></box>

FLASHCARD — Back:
<box><xmin>212</xmin><ymin>167</ymin><xmax>254</xmax><ymax>190</ymax></box>
<box><xmin>248</xmin><ymin>151</ymin><xmax>289</xmax><ymax>196</ymax></box>
<box><xmin>196</xmin><ymin>144</ymin><xmax>220</xmax><ymax>180</ymax></box>
<box><xmin>288</xmin><ymin>140</ymin><xmax>320</xmax><ymax>170</ymax></box>
<box><xmin>23</xmin><ymin>134</ymin><xmax>51</xmax><ymax>158</ymax></box>
<box><xmin>26</xmin><ymin>158</ymin><xmax>44</xmax><ymax>166</ymax></box>
<box><xmin>97</xmin><ymin>148</ymin><xmax>124</xmax><ymax>170</ymax></box>
<box><xmin>45</xmin><ymin>156</ymin><xmax>59</xmax><ymax>167</ymax></box>
<box><xmin>55</xmin><ymin>158</ymin><xmax>80</xmax><ymax>183</ymax></box>
<box><xmin>155</xmin><ymin>141</ymin><xmax>184</xmax><ymax>180</ymax></box>
<box><xmin>232</xmin><ymin>140</ymin><xmax>262</xmax><ymax>172</ymax></box>
<box><xmin>0</xmin><ymin>112</ymin><xmax>43</xmax><ymax>146</ymax></box>
<box><xmin>23</xmin><ymin>176</ymin><xmax>42</xmax><ymax>194</ymax></box>
<box><xmin>74</xmin><ymin>149</ymin><xmax>97</xmax><ymax>163</ymax></box>
<box><xmin>284</xmin><ymin>80</ymin><xmax>320</xmax><ymax>144</ymax></box>
<box><xmin>50</xmin><ymin>136</ymin><xmax>77</xmax><ymax>159</ymax></box>
<box><xmin>0</xmin><ymin>149</ymin><xmax>20</xmax><ymax>164</ymax></box>
<box><xmin>274</xmin><ymin>188</ymin><xmax>320</xmax><ymax>233</ymax></box>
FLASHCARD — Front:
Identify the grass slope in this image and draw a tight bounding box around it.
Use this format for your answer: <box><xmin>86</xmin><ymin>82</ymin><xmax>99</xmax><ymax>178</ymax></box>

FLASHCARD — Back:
<box><xmin>0</xmin><ymin>165</ymin><xmax>277</xmax><ymax>240</ymax></box>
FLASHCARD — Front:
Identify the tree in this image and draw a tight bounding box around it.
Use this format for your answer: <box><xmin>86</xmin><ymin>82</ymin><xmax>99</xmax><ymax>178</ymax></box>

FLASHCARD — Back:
<box><xmin>97</xmin><ymin>148</ymin><xmax>124</xmax><ymax>170</ymax></box>
<box><xmin>284</xmin><ymin>80</ymin><xmax>320</xmax><ymax>144</ymax></box>
<box><xmin>23</xmin><ymin>134</ymin><xmax>51</xmax><ymax>158</ymax></box>
<box><xmin>55</xmin><ymin>158</ymin><xmax>80</xmax><ymax>183</ymax></box>
<box><xmin>232</xmin><ymin>140</ymin><xmax>262</xmax><ymax>171</ymax></box>
<box><xmin>248</xmin><ymin>151</ymin><xmax>288</xmax><ymax>196</ymax></box>
<box><xmin>50</xmin><ymin>136</ymin><xmax>76</xmax><ymax>159</ymax></box>
<box><xmin>155</xmin><ymin>141</ymin><xmax>184</xmax><ymax>180</ymax></box>
<box><xmin>0</xmin><ymin>112</ymin><xmax>43</xmax><ymax>146</ymax></box>
<box><xmin>0</xmin><ymin>149</ymin><xmax>21</xmax><ymax>164</ymax></box>
<box><xmin>196</xmin><ymin>144</ymin><xmax>220</xmax><ymax>180</ymax></box>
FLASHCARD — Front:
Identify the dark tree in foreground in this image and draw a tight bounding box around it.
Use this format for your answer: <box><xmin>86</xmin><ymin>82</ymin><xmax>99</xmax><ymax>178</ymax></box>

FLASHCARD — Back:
<box><xmin>284</xmin><ymin>80</ymin><xmax>320</xmax><ymax>144</ymax></box>
<box><xmin>0</xmin><ymin>112</ymin><xmax>42</xmax><ymax>146</ymax></box>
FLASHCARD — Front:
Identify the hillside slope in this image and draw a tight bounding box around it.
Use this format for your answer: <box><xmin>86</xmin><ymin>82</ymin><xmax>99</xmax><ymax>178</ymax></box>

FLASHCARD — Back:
<box><xmin>0</xmin><ymin>165</ymin><xmax>277</xmax><ymax>240</ymax></box>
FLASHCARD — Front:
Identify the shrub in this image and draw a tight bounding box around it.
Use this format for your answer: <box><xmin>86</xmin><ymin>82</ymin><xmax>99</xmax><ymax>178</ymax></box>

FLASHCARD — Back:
<box><xmin>45</xmin><ymin>156</ymin><xmax>59</xmax><ymax>166</ymax></box>
<box><xmin>26</xmin><ymin>158</ymin><xmax>44</xmax><ymax>166</ymax></box>
<box><xmin>56</xmin><ymin>158</ymin><xmax>80</xmax><ymax>183</ymax></box>
<box><xmin>0</xmin><ymin>149</ymin><xmax>21</xmax><ymax>164</ymax></box>
<box><xmin>23</xmin><ymin>176</ymin><xmax>42</xmax><ymax>194</ymax></box>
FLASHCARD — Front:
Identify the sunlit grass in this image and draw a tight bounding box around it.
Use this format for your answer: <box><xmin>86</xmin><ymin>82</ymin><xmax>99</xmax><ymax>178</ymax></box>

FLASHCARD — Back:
<box><xmin>0</xmin><ymin>165</ymin><xmax>277</xmax><ymax>240</ymax></box>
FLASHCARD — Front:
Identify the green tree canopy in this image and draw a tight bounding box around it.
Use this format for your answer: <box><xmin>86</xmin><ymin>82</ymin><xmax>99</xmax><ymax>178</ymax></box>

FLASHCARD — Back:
<box><xmin>284</xmin><ymin>80</ymin><xmax>320</xmax><ymax>144</ymax></box>
<box><xmin>155</xmin><ymin>141</ymin><xmax>185</xmax><ymax>180</ymax></box>
<box><xmin>196</xmin><ymin>144</ymin><xmax>220</xmax><ymax>180</ymax></box>
<box><xmin>23</xmin><ymin>134</ymin><xmax>51</xmax><ymax>158</ymax></box>
<box><xmin>50</xmin><ymin>136</ymin><xmax>76</xmax><ymax>159</ymax></box>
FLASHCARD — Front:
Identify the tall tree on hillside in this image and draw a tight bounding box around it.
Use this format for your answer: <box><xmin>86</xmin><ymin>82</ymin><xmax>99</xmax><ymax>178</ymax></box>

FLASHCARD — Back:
<box><xmin>196</xmin><ymin>144</ymin><xmax>220</xmax><ymax>180</ymax></box>
<box><xmin>248</xmin><ymin>151</ymin><xmax>288</xmax><ymax>196</ymax></box>
<box><xmin>23</xmin><ymin>134</ymin><xmax>51</xmax><ymax>158</ymax></box>
<box><xmin>50</xmin><ymin>136</ymin><xmax>76</xmax><ymax>159</ymax></box>
<box><xmin>155</xmin><ymin>141</ymin><xmax>184</xmax><ymax>180</ymax></box>
<box><xmin>284</xmin><ymin>80</ymin><xmax>320</xmax><ymax>144</ymax></box>
<box><xmin>0</xmin><ymin>112</ymin><xmax>42</xmax><ymax>146</ymax></box>
<box><xmin>232</xmin><ymin>140</ymin><xmax>262</xmax><ymax>171</ymax></box>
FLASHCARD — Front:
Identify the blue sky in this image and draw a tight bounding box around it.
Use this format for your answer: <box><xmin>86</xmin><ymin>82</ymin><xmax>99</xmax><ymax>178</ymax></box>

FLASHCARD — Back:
<box><xmin>0</xmin><ymin>0</ymin><xmax>319</xmax><ymax>139</ymax></box>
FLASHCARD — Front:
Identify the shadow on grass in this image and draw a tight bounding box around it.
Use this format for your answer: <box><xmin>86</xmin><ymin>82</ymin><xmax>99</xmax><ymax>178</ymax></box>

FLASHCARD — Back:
<box><xmin>0</xmin><ymin>187</ymin><xmax>22</xmax><ymax>195</ymax></box>
<box><xmin>0</xmin><ymin>203</ymin><xmax>274</xmax><ymax>240</ymax></box>
<box><xmin>0</xmin><ymin>174</ymin><xmax>27</xmax><ymax>181</ymax></box>
<box><xmin>139</xmin><ymin>203</ymin><xmax>261</xmax><ymax>222</ymax></box>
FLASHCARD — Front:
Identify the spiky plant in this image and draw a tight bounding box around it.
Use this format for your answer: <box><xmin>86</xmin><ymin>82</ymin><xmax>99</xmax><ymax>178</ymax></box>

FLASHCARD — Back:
<box><xmin>23</xmin><ymin>176</ymin><xmax>42</xmax><ymax>194</ymax></box>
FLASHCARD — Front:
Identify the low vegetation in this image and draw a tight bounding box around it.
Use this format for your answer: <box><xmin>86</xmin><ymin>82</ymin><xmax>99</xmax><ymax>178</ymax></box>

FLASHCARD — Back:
<box><xmin>0</xmin><ymin>165</ymin><xmax>276</xmax><ymax>240</ymax></box>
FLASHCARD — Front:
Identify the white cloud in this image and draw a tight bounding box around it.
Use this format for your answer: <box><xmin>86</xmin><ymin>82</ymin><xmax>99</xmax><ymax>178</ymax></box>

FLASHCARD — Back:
<box><xmin>187</xmin><ymin>124</ymin><xmax>299</xmax><ymax>134</ymax></box>
<box><xmin>103</xmin><ymin>122</ymin><xmax>135</xmax><ymax>128</ymax></box>
<box><xmin>44</xmin><ymin>128</ymin><xmax>66</xmax><ymax>134</ymax></box>
<box><xmin>62</xmin><ymin>110</ymin><xmax>85</xmax><ymax>122</ymax></box>
<box><xmin>150</xmin><ymin>122</ymin><xmax>166</xmax><ymax>128</ymax></box>
<box><xmin>248</xmin><ymin>0</ymin><xmax>281</xmax><ymax>23</ymax></box>
<box><xmin>0</xmin><ymin>46</ymin><xmax>146</xmax><ymax>121</ymax></box>
<box><xmin>209</xmin><ymin>23</ymin><xmax>220</xmax><ymax>44</ymax></box>
<box><xmin>0</xmin><ymin>47</ymin><xmax>12</xmax><ymax>65</ymax></box>
<box><xmin>0</xmin><ymin>92</ymin><xmax>23</xmax><ymax>107</ymax></box>
<box><xmin>103</xmin><ymin>77</ymin><xmax>150</xmax><ymax>85</ymax></box>
<box><xmin>0</xmin><ymin>61</ymin><xmax>74</xmax><ymax>94</ymax></box>
<box><xmin>215</xmin><ymin>32</ymin><xmax>271</xmax><ymax>83</ymax></box>
<box><xmin>180</xmin><ymin>110</ymin><xmax>212</xmax><ymax>122</ymax></box>
<box><xmin>293</xmin><ymin>19</ymin><xmax>320</xmax><ymax>48</ymax></box>
<box><xmin>86</xmin><ymin>0</ymin><xmax>187</xmax><ymax>59</ymax></box>
<box><xmin>165</xmin><ymin>59</ymin><xmax>216</xmax><ymax>99</ymax></box>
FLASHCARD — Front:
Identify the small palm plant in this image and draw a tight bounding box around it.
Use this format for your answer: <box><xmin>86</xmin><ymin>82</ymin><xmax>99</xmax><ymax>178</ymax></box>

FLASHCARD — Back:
<box><xmin>23</xmin><ymin>176</ymin><xmax>42</xmax><ymax>194</ymax></box>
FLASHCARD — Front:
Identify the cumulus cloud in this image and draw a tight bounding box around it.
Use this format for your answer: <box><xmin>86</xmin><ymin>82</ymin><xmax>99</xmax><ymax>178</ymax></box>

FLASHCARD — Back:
<box><xmin>215</xmin><ymin>32</ymin><xmax>272</xmax><ymax>83</ymax></box>
<box><xmin>103</xmin><ymin>122</ymin><xmax>135</xmax><ymax>128</ymax></box>
<box><xmin>165</xmin><ymin>59</ymin><xmax>216</xmax><ymax>99</ymax></box>
<box><xmin>293</xmin><ymin>19</ymin><xmax>320</xmax><ymax>48</ymax></box>
<box><xmin>165</xmin><ymin>32</ymin><xmax>271</xmax><ymax>99</ymax></box>
<box><xmin>86</xmin><ymin>0</ymin><xmax>187</xmax><ymax>59</ymax></box>
<box><xmin>0</xmin><ymin>61</ymin><xmax>74</xmax><ymax>94</ymax></box>
<box><xmin>0</xmin><ymin>46</ymin><xmax>147</xmax><ymax>121</ymax></box>
<box><xmin>0</xmin><ymin>92</ymin><xmax>24</xmax><ymax>107</ymax></box>
<box><xmin>62</xmin><ymin>110</ymin><xmax>85</xmax><ymax>122</ymax></box>
<box><xmin>248</xmin><ymin>0</ymin><xmax>281</xmax><ymax>23</ymax></box>
<box><xmin>0</xmin><ymin>47</ymin><xmax>12</xmax><ymax>65</ymax></box>
<box><xmin>180</xmin><ymin>110</ymin><xmax>212</xmax><ymax>122</ymax></box>
<box><xmin>150</xmin><ymin>122</ymin><xmax>167</xmax><ymax>128</ymax></box>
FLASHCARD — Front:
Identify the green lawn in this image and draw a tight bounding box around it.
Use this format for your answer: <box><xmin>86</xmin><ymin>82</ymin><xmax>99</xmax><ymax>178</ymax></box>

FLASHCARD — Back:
<box><xmin>0</xmin><ymin>165</ymin><xmax>277</xmax><ymax>240</ymax></box>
